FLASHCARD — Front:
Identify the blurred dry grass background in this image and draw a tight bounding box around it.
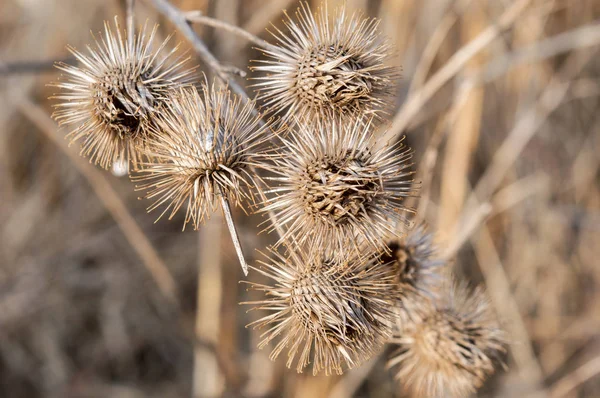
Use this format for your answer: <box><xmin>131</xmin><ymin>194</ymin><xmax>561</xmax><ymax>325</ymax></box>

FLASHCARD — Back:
<box><xmin>1</xmin><ymin>0</ymin><xmax>599</xmax><ymax>397</ymax></box>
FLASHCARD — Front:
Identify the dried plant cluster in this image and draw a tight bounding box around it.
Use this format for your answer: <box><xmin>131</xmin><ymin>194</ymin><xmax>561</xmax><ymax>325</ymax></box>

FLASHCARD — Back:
<box><xmin>50</xmin><ymin>2</ymin><xmax>506</xmax><ymax>396</ymax></box>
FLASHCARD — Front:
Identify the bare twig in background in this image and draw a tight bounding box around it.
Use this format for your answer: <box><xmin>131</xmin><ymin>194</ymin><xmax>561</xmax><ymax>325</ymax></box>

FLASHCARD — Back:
<box><xmin>0</xmin><ymin>58</ymin><xmax>75</xmax><ymax>74</ymax></box>
<box><xmin>444</xmin><ymin>173</ymin><xmax>549</xmax><ymax>260</ymax></box>
<box><xmin>17</xmin><ymin>97</ymin><xmax>179</xmax><ymax>307</ymax></box>
<box><xmin>472</xmin><ymin>223</ymin><xmax>547</xmax><ymax>396</ymax></box>
<box><xmin>408</xmin><ymin>0</ymin><xmax>472</xmax><ymax>94</ymax></box>
<box><xmin>144</xmin><ymin>0</ymin><xmax>247</xmax><ymax>97</ymax></box>
<box><xmin>185</xmin><ymin>11</ymin><xmax>278</xmax><ymax>52</ymax></box>
<box><xmin>194</xmin><ymin>216</ymin><xmax>225</xmax><ymax>397</ymax></box>
<box><xmin>550</xmin><ymin>355</ymin><xmax>600</xmax><ymax>397</ymax></box>
<box><xmin>382</xmin><ymin>0</ymin><xmax>532</xmax><ymax>141</ymax></box>
<box><xmin>476</xmin><ymin>21</ymin><xmax>600</xmax><ymax>84</ymax></box>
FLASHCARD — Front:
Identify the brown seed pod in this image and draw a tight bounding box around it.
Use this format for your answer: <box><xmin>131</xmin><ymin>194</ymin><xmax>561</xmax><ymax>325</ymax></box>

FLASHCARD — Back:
<box><xmin>388</xmin><ymin>281</ymin><xmax>506</xmax><ymax>398</ymax></box>
<box><xmin>50</xmin><ymin>18</ymin><xmax>196</xmax><ymax>169</ymax></box>
<box><xmin>245</xmin><ymin>247</ymin><xmax>395</xmax><ymax>375</ymax></box>
<box><xmin>260</xmin><ymin>116</ymin><xmax>417</xmax><ymax>258</ymax></box>
<box><xmin>132</xmin><ymin>84</ymin><xmax>271</xmax><ymax>231</ymax></box>
<box><xmin>380</xmin><ymin>224</ymin><xmax>444</xmax><ymax>323</ymax></box>
<box><xmin>251</xmin><ymin>2</ymin><xmax>397</xmax><ymax>121</ymax></box>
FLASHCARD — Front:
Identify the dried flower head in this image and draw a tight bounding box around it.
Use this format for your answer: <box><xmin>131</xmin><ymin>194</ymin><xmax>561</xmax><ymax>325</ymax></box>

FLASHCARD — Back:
<box><xmin>251</xmin><ymin>2</ymin><xmax>397</xmax><ymax>120</ymax></box>
<box><xmin>51</xmin><ymin>18</ymin><xmax>196</xmax><ymax>169</ymax></box>
<box><xmin>260</xmin><ymin>117</ymin><xmax>417</xmax><ymax>257</ymax></box>
<box><xmin>133</xmin><ymin>84</ymin><xmax>270</xmax><ymax>230</ymax></box>
<box><xmin>245</xmin><ymin>247</ymin><xmax>395</xmax><ymax>375</ymax></box>
<box><xmin>379</xmin><ymin>224</ymin><xmax>444</xmax><ymax>322</ymax></box>
<box><xmin>388</xmin><ymin>281</ymin><xmax>506</xmax><ymax>398</ymax></box>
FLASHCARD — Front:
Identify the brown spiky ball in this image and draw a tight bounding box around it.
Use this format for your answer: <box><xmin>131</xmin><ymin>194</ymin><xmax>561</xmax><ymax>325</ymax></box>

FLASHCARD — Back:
<box><xmin>260</xmin><ymin>116</ymin><xmax>417</xmax><ymax>257</ymax></box>
<box><xmin>246</xmin><ymin>247</ymin><xmax>395</xmax><ymax>375</ymax></box>
<box><xmin>51</xmin><ymin>18</ymin><xmax>196</xmax><ymax>169</ymax></box>
<box><xmin>388</xmin><ymin>281</ymin><xmax>506</xmax><ymax>398</ymax></box>
<box><xmin>251</xmin><ymin>2</ymin><xmax>397</xmax><ymax>120</ymax></box>
<box><xmin>132</xmin><ymin>84</ymin><xmax>271</xmax><ymax>230</ymax></box>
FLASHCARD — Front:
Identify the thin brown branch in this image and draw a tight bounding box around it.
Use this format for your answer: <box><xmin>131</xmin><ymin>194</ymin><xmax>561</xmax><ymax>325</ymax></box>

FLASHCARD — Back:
<box><xmin>382</xmin><ymin>0</ymin><xmax>532</xmax><ymax>141</ymax></box>
<box><xmin>185</xmin><ymin>11</ymin><xmax>278</xmax><ymax>53</ymax></box>
<box><xmin>0</xmin><ymin>57</ymin><xmax>75</xmax><ymax>75</ymax></box>
<box><xmin>18</xmin><ymin>97</ymin><xmax>179</xmax><ymax>307</ymax></box>
<box><xmin>143</xmin><ymin>0</ymin><xmax>247</xmax><ymax>98</ymax></box>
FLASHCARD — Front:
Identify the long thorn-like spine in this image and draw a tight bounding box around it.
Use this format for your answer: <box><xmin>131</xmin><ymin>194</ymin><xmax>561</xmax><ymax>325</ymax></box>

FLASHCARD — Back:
<box><xmin>218</xmin><ymin>186</ymin><xmax>248</xmax><ymax>275</ymax></box>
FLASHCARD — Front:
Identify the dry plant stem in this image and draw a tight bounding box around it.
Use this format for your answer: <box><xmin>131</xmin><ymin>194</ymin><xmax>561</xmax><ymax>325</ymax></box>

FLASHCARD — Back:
<box><xmin>550</xmin><ymin>355</ymin><xmax>600</xmax><ymax>398</ymax></box>
<box><xmin>414</xmin><ymin>80</ymin><xmax>473</xmax><ymax>224</ymax></box>
<box><xmin>218</xmin><ymin>187</ymin><xmax>248</xmax><ymax>276</ymax></box>
<box><xmin>17</xmin><ymin>97</ymin><xmax>178</xmax><ymax>306</ymax></box>
<box><xmin>408</xmin><ymin>0</ymin><xmax>472</xmax><ymax>94</ymax></box>
<box><xmin>194</xmin><ymin>214</ymin><xmax>225</xmax><ymax>396</ymax></box>
<box><xmin>144</xmin><ymin>0</ymin><xmax>247</xmax><ymax>97</ymax></box>
<box><xmin>473</xmin><ymin>223</ymin><xmax>547</xmax><ymax>395</ymax></box>
<box><xmin>382</xmin><ymin>0</ymin><xmax>531</xmax><ymax>142</ymax></box>
<box><xmin>443</xmin><ymin>173</ymin><xmax>548</xmax><ymax>260</ymax></box>
<box><xmin>467</xmin><ymin>52</ymin><xmax>593</xmax><ymax>210</ymax></box>
<box><xmin>476</xmin><ymin>21</ymin><xmax>600</xmax><ymax>84</ymax></box>
<box><xmin>185</xmin><ymin>11</ymin><xmax>279</xmax><ymax>53</ymax></box>
<box><xmin>231</xmin><ymin>0</ymin><xmax>295</xmax><ymax>54</ymax></box>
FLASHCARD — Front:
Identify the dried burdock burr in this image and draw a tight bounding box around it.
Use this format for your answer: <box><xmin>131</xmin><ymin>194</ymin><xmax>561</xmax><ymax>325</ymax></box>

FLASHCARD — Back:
<box><xmin>260</xmin><ymin>116</ymin><xmax>417</xmax><ymax>258</ymax></box>
<box><xmin>50</xmin><ymin>17</ymin><xmax>196</xmax><ymax>170</ymax></box>
<box><xmin>132</xmin><ymin>84</ymin><xmax>272</xmax><ymax>275</ymax></box>
<box><xmin>388</xmin><ymin>281</ymin><xmax>506</xmax><ymax>398</ymax></box>
<box><xmin>244</xmin><ymin>246</ymin><xmax>395</xmax><ymax>375</ymax></box>
<box><xmin>251</xmin><ymin>2</ymin><xmax>397</xmax><ymax>121</ymax></box>
<box><xmin>379</xmin><ymin>224</ymin><xmax>444</xmax><ymax>323</ymax></box>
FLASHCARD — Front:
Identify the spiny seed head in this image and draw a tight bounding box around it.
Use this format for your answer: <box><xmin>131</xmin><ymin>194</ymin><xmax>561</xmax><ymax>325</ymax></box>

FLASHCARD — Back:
<box><xmin>132</xmin><ymin>84</ymin><xmax>271</xmax><ymax>230</ymax></box>
<box><xmin>388</xmin><ymin>281</ymin><xmax>506</xmax><ymax>398</ymax></box>
<box><xmin>50</xmin><ymin>17</ymin><xmax>196</xmax><ymax>169</ymax></box>
<box><xmin>379</xmin><ymin>224</ymin><xmax>444</xmax><ymax>322</ymax></box>
<box><xmin>245</xmin><ymin>247</ymin><xmax>395</xmax><ymax>375</ymax></box>
<box><xmin>251</xmin><ymin>2</ymin><xmax>397</xmax><ymax>121</ymax></box>
<box><xmin>260</xmin><ymin>116</ymin><xmax>417</xmax><ymax>258</ymax></box>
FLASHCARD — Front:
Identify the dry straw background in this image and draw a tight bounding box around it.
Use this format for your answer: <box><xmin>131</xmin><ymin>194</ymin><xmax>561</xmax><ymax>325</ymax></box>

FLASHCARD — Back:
<box><xmin>1</xmin><ymin>0</ymin><xmax>599</xmax><ymax>397</ymax></box>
